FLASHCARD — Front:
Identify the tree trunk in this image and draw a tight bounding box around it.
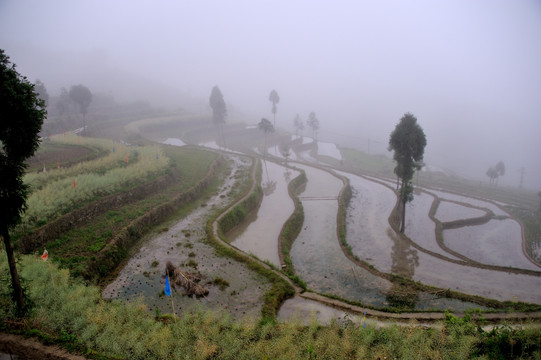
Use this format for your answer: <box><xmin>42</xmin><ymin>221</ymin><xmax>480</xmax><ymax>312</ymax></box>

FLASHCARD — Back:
<box><xmin>400</xmin><ymin>199</ymin><xmax>406</xmax><ymax>233</ymax></box>
<box><xmin>1</xmin><ymin>224</ymin><xmax>24</xmax><ymax>313</ymax></box>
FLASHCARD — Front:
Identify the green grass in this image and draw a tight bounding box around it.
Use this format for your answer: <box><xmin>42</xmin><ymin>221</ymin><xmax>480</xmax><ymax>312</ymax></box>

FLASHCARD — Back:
<box><xmin>341</xmin><ymin>147</ymin><xmax>395</xmax><ymax>177</ymax></box>
<box><xmin>1</xmin><ymin>256</ymin><xmax>540</xmax><ymax>360</ymax></box>
<box><xmin>162</xmin><ymin>145</ymin><xmax>218</xmax><ymax>192</ymax></box>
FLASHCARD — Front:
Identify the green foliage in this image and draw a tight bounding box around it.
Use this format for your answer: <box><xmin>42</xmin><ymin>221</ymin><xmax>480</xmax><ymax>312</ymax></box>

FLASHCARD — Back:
<box><xmin>22</xmin><ymin>135</ymin><xmax>170</xmax><ymax>228</ymax></box>
<box><xmin>69</xmin><ymin>84</ymin><xmax>92</xmax><ymax>116</ymax></box>
<box><xmin>218</xmin><ymin>185</ymin><xmax>263</xmax><ymax>235</ymax></box>
<box><xmin>3</xmin><ymin>257</ymin><xmax>537</xmax><ymax>360</ymax></box>
<box><xmin>0</xmin><ymin>49</ymin><xmax>46</xmax><ymax>228</ymax></box>
<box><xmin>279</xmin><ymin>170</ymin><xmax>306</xmax><ymax>280</ymax></box>
<box><xmin>209</xmin><ymin>86</ymin><xmax>227</xmax><ymax>125</ymax></box>
<box><xmin>388</xmin><ymin>113</ymin><xmax>426</xmax><ymax>231</ymax></box>
<box><xmin>1</xmin><ymin>48</ymin><xmax>47</xmax><ymax>315</ymax></box>
<box><xmin>388</xmin><ymin>113</ymin><xmax>426</xmax><ymax>203</ymax></box>
<box><xmin>212</xmin><ymin>277</ymin><xmax>230</xmax><ymax>290</ymax></box>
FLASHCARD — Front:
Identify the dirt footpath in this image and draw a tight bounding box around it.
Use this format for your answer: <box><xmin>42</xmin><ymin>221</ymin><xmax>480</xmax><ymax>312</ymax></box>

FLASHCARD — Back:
<box><xmin>0</xmin><ymin>333</ymin><xmax>87</xmax><ymax>360</ymax></box>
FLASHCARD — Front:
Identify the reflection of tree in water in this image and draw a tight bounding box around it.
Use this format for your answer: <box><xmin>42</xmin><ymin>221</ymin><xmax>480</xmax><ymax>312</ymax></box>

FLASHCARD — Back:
<box><xmin>283</xmin><ymin>168</ymin><xmax>291</xmax><ymax>183</ymax></box>
<box><xmin>386</xmin><ymin>228</ymin><xmax>420</xmax><ymax>309</ymax></box>
<box><xmin>262</xmin><ymin>180</ymin><xmax>277</xmax><ymax>196</ymax></box>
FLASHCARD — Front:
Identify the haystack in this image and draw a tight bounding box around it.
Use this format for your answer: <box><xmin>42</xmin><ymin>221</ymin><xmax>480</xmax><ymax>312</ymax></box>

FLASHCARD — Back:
<box><xmin>165</xmin><ymin>261</ymin><xmax>209</xmax><ymax>297</ymax></box>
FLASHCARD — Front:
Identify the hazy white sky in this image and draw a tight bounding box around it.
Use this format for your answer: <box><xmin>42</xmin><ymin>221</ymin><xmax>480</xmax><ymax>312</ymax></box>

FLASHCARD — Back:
<box><xmin>1</xmin><ymin>0</ymin><xmax>540</xmax><ymax>188</ymax></box>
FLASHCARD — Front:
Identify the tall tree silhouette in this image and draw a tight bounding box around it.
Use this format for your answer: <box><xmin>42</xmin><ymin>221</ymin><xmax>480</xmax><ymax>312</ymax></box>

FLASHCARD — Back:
<box><xmin>388</xmin><ymin>113</ymin><xmax>427</xmax><ymax>232</ymax></box>
<box><xmin>269</xmin><ymin>89</ymin><xmax>280</xmax><ymax>127</ymax></box>
<box><xmin>0</xmin><ymin>49</ymin><xmax>46</xmax><ymax>314</ymax></box>
<box><xmin>209</xmin><ymin>86</ymin><xmax>227</xmax><ymax>147</ymax></box>
<box><xmin>306</xmin><ymin>112</ymin><xmax>319</xmax><ymax>142</ymax></box>
<box><xmin>69</xmin><ymin>84</ymin><xmax>92</xmax><ymax>133</ymax></box>
<box><xmin>258</xmin><ymin>117</ymin><xmax>274</xmax><ymax>156</ymax></box>
<box><xmin>293</xmin><ymin>114</ymin><xmax>303</xmax><ymax>138</ymax></box>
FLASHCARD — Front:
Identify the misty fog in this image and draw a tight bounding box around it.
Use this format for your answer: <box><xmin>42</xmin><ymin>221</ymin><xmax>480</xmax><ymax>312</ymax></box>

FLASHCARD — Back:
<box><xmin>1</xmin><ymin>0</ymin><xmax>540</xmax><ymax>188</ymax></box>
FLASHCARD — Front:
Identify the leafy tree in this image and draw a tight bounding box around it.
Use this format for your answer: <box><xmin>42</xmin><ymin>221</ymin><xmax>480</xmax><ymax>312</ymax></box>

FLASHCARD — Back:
<box><xmin>0</xmin><ymin>49</ymin><xmax>46</xmax><ymax>314</ymax></box>
<box><xmin>486</xmin><ymin>166</ymin><xmax>498</xmax><ymax>185</ymax></box>
<box><xmin>495</xmin><ymin>160</ymin><xmax>505</xmax><ymax>185</ymax></box>
<box><xmin>306</xmin><ymin>112</ymin><xmax>319</xmax><ymax>142</ymax></box>
<box><xmin>55</xmin><ymin>87</ymin><xmax>72</xmax><ymax>117</ymax></box>
<box><xmin>269</xmin><ymin>89</ymin><xmax>280</xmax><ymax>127</ymax></box>
<box><xmin>293</xmin><ymin>114</ymin><xmax>303</xmax><ymax>137</ymax></box>
<box><xmin>34</xmin><ymin>79</ymin><xmax>49</xmax><ymax>107</ymax></box>
<box><xmin>209</xmin><ymin>86</ymin><xmax>227</xmax><ymax>146</ymax></box>
<box><xmin>258</xmin><ymin>118</ymin><xmax>274</xmax><ymax>156</ymax></box>
<box><xmin>69</xmin><ymin>84</ymin><xmax>92</xmax><ymax>132</ymax></box>
<box><xmin>388</xmin><ymin>113</ymin><xmax>427</xmax><ymax>233</ymax></box>
<box><xmin>486</xmin><ymin>161</ymin><xmax>505</xmax><ymax>185</ymax></box>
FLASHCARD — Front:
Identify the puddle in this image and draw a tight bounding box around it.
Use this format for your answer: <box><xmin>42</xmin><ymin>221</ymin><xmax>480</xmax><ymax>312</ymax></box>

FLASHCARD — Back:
<box><xmin>444</xmin><ymin>219</ymin><xmax>539</xmax><ymax>270</ymax></box>
<box><xmin>162</xmin><ymin>138</ymin><xmax>186</xmax><ymax>146</ymax></box>
<box><xmin>278</xmin><ymin>296</ymin><xmax>361</xmax><ymax>325</ymax></box>
<box><xmin>228</xmin><ymin>161</ymin><xmax>299</xmax><ymax>266</ymax></box>
<box><xmin>103</xmin><ymin>155</ymin><xmax>271</xmax><ymax>319</ymax></box>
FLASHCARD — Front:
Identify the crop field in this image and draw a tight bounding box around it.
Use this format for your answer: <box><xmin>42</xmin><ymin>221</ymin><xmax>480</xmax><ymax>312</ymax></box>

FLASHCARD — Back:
<box><xmin>21</xmin><ymin>134</ymin><xmax>169</xmax><ymax>229</ymax></box>
<box><xmin>14</xmin><ymin>135</ymin><xmax>220</xmax><ymax>283</ymax></box>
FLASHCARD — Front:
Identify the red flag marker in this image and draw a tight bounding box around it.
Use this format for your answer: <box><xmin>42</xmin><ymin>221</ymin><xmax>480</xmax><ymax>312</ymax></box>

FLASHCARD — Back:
<box><xmin>73</xmin><ymin>180</ymin><xmax>76</xmax><ymax>189</ymax></box>
<box><xmin>57</xmin><ymin>162</ymin><xmax>60</xmax><ymax>169</ymax></box>
<box><xmin>41</xmin><ymin>249</ymin><xmax>48</xmax><ymax>261</ymax></box>
<box><xmin>126</xmin><ymin>156</ymin><xmax>129</xmax><ymax>164</ymax></box>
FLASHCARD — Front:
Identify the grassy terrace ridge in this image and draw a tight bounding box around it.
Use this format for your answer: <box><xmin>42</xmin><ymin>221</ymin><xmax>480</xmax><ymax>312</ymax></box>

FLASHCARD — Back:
<box><xmin>15</xmin><ymin>138</ymin><xmax>221</xmax><ymax>283</ymax></box>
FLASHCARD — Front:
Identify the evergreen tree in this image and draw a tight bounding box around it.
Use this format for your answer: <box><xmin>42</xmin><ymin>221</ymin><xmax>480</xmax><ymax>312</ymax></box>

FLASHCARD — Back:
<box><xmin>0</xmin><ymin>49</ymin><xmax>46</xmax><ymax>313</ymax></box>
<box><xmin>388</xmin><ymin>113</ymin><xmax>427</xmax><ymax>232</ymax></box>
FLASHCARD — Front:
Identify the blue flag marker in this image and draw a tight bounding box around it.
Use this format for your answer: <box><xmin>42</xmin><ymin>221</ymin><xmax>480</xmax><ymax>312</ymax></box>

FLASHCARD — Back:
<box><xmin>165</xmin><ymin>275</ymin><xmax>171</xmax><ymax>297</ymax></box>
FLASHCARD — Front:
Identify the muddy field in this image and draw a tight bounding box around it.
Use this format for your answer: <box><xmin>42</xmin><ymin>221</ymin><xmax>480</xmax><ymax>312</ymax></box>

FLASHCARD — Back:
<box><xmin>27</xmin><ymin>141</ymin><xmax>96</xmax><ymax>171</ymax></box>
<box><xmin>103</xmin><ymin>155</ymin><xmax>271</xmax><ymax>319</ymax></box>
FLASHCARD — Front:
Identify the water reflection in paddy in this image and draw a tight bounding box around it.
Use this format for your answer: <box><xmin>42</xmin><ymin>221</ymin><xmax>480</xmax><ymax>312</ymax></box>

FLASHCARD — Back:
<box><xmin>341</xmin><ymin>171</ymin><xmax>541</xmax><ymax>305</ymax></box>
<box><xmin>444</xmin><ymin>218</ymin><xmax>539</xmax><ymax>270</ymax></box>
<box><xmin>405</xmin><ymin>191</ymin><xmax>462</xmax><ymax>260</ymax></box>
<box><xmin>290</xmin><ymin>165</ymin><xmax>392</xmax><ymax>308</ymax></box>
<box><xmin>229</xmin><ymin>161</ymin><xmax>298</xmax><ymax>267</ymax></box>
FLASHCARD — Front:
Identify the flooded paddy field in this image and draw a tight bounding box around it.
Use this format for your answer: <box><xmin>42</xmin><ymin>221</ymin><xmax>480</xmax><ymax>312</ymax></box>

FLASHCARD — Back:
<box><xmin>340</xmin><ymin>171</ymin><xmax>541</xmax><ymax>306</ymax></box>
<box><xmin>292</xmin><ymin>167</ymin><xmax>484</xmax><ymax>311</ymax></box>
<box><xmin>228</xmin><ymin>161</ymin><xmax>298</xmax><ymax>266</ymax></box>
<box><xmin>435</xmin><ymin>200</ymin><xmax>487</xmax><ymax>222</ymax></box>
<box><xmin>338</xmin><ymin>171</ymin><xmax>398</xmax><ymax>273</ymax></box>
<box><xmin>428</xmin><ymin>189</ymin><xmax>508</xmax><ymax>217</ymax></box>
<box><xmin>103</xmin><ymin>155</ymin><xmax>271</xmax><ymax>319</ymax></box>
<box><xmin>404</xmin><ymin>191</ymin><xmax>462</xmax><ymax>260</ymax></box>
<box><xmin>290</xmin><ymin>165</ymin><xmax>393</xmax><ymax>307</ymax></box>
<box><xmin>443</xmin><ymin>218</ymin><xmax>539</xmax><ymax>270</ymax></box>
